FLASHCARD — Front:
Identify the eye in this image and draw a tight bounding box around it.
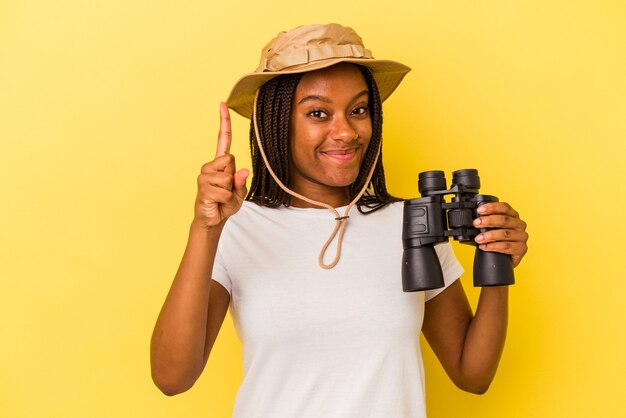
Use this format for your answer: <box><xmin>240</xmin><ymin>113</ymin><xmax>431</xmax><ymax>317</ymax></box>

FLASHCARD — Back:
<box><xmin>307</xmin><ymin>109</ymin><xmax>328</xmax><ymax>119</ymax></box>
<box><xmin>351</xmin><ymin>106</ymin><xmax>369</xmax><ymax>116</ymax></box>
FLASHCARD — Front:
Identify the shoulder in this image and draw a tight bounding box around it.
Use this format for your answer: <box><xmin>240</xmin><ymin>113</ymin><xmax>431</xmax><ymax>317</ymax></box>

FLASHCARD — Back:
<box><xmin>222</xmin><ymin>201</ymin><xmax>307</xmax><ymax>239</ymax></box>
<box><xmin>229</xmin><ymin>201</ymin><xmax>280</xmax><ymax>223</ymax></box>
<box><xmin>356</xmin><ymin>200</ymin><xmax>405</xmax><ymax>217</ymax></box>
<box><xmin>353</xmin><ymin>200</ymin><xmax>405</xmax><ymax>224</ymax></box>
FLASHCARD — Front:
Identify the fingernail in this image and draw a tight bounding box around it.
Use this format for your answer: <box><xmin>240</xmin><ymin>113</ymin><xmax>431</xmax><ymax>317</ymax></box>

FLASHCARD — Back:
<box><xmin>473</xmin><ymin>218</ymin><xmax>482</xmax><ymax>226</ymax></box>
<box><xmin>479</xmin><ymin>244</ymin><xmax>487</xmax><ymax>250</ymax></box>
<box><xmin>477</xmin><ymin>206</ymin><xmax>487</xmax><ymax>214</ymax></box>
<box><xmin>475</xmin><ymin>234</ymin><xmax>484</xmax><ymax>243</ymax></box>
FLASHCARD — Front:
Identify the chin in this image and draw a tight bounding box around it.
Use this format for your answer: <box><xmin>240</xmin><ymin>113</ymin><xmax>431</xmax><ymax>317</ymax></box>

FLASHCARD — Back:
<box><xmin>325</xmin><ymin>174</ymin><xmax>360</xmax><ymax>188</ymax></box>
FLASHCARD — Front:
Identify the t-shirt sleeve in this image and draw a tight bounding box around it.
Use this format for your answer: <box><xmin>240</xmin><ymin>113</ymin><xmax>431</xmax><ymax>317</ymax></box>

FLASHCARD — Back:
<box><xmin>211</xmin><ymin>245</ymin><xmax>232</xmax><ymax>295</ymax></box>
<box><xmin>423</xmin><ymin>242</ymin><xmax>464</xmax><ymax>301</ymax></box>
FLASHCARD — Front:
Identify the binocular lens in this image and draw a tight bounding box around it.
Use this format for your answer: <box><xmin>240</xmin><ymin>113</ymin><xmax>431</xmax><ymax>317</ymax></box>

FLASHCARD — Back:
<box><xmin>452</xmin><ymin>169</ymin><xmax>480</xmax><ymax>189</ymax></box>
<box><xmin>418</xmin><ymin>170</ymin><xmax>447</xmax><ymax>195</ymax></box>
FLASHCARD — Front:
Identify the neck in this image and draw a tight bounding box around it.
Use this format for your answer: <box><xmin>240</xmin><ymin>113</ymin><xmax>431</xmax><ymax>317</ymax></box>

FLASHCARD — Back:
<box><xmin>289</xmin><ymin>191</ymin><xmax>351</xmax><ymax>209</ymax></box>
<box><xmin>287</xmin><ymin>179</ymin><xmax>351</xmax><ymax>208</ymax></box>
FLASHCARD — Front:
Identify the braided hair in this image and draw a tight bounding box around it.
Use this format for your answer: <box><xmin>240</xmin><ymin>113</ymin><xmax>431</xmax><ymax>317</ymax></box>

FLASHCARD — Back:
<box><xmin>246</xmin><ymin>64</ymin><xmax>400</xmax><ymax>213</ymax></box>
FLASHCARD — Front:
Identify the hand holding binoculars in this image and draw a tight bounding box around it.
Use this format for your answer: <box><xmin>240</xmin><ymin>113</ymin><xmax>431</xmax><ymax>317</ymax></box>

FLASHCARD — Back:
<box><xmin>402</xmin><ymin>169</ymin><xmax>515</xmax><ymax>292</ymax></box>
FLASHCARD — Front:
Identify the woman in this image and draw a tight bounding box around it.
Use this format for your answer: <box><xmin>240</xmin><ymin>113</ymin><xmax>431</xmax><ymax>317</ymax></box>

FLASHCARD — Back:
<box><xmin>151</xmin><ymin>23</ymin><xmax>528</xmax><ymax>417</ymax></box>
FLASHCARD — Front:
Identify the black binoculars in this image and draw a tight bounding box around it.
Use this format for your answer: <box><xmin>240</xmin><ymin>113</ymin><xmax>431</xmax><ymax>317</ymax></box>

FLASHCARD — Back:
<box><xmin>401</xmin><ymin>169</ymin><xmax>515</xmax><ymax>292</ymax></box>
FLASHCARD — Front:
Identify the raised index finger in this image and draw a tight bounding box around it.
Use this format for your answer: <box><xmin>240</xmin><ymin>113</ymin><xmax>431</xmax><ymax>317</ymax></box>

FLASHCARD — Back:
<box><xmin>215</xmin><ymin>102</ymin><xmax>232</xmax><ymax>157</ymax></box>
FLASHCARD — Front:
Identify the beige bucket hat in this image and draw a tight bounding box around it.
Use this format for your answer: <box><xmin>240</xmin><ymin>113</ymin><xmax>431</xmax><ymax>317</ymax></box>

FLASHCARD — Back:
<box><xmin>226</xmin><ymin>23</ymin><xmax>411</xmax><ymax>118</ymax></box>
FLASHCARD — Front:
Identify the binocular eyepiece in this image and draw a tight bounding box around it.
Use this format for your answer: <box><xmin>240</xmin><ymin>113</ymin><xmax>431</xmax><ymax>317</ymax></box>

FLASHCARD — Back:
<box><xmin>402</xmin><ymin>169</ymin><xmax>515</xmax><ymax>292</ymax></box>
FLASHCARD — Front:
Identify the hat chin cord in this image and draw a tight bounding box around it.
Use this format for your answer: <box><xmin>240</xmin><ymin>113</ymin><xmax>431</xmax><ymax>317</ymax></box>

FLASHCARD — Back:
<box><xmin>252</xmin><ymin>90</ymin><xmax>381</xmax><ymax>269</ymax></box>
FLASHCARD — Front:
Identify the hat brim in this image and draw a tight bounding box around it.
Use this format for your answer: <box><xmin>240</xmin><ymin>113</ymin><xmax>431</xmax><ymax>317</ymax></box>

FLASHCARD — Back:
<box><xmin>226</xmin><ymin>58</ymin><xmax>411</xmax><ymax>119</ymax></box>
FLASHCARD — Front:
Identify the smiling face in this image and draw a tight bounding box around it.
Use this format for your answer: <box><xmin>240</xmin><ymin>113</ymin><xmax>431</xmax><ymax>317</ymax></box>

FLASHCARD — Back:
<box><xmin>289</xmin><ymin>63</ymin><xmax>373</xmax><ymax>207</ymax></box>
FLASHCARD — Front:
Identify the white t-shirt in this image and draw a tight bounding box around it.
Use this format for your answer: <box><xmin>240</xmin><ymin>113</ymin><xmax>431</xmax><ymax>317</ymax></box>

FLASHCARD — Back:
<box><xmin>212</xmin><ymin>201</ymin><xmax>463</xmax><ymax>418</ymax></box>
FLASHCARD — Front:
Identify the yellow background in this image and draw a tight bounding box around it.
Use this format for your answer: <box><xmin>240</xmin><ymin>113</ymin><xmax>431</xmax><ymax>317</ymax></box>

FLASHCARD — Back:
<box><xmin>1</xmin><ymin>1</ymin><xmax>624</xmax><ymax>417</ymax></box>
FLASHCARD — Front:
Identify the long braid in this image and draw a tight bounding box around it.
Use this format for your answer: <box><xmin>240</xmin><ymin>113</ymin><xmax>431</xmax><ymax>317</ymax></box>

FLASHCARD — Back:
<box><xmin>246</xmin><ymin>65</ymin><xmax>400</xmax><ymax>212</ymax></box>
<box><xmin>247</xmin><ymin>73</ymin><xmax>301</xmax><ymax>206</ymax></box>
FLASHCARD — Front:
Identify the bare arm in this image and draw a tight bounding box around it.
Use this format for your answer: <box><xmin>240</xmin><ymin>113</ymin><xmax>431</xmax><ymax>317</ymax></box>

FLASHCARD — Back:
<box><xmin>150</xmin><ymin>103</ymin><xmax>248</xmax><ymax>395</ymax></box>
<box><xmin>150</xmin><ymin>225</ymin><xmax>230</xmax><ymax>395</ymax></box>
<box><xmin>422</xmin><ymin>202</ymin><xmax>528</xmax><ymax>394</ymax></box>
<box><xmin>422</xmin><ymin>281</ymin><xmax>508</xmax><ymax>394</ymax></box>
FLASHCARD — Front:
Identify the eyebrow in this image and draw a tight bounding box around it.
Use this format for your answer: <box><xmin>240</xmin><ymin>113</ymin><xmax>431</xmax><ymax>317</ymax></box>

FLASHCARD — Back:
<box><xmin>297</xmin><ymin>89</ymin><xmax>369</xmax><ymax>105</ymax></box>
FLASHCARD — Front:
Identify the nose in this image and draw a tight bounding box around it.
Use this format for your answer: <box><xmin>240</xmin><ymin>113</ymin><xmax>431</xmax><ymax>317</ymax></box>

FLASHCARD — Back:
<box><xmin>331</xmin><ymin>115</ymin><xmax>358</xmax><ymax>142</ymax></box>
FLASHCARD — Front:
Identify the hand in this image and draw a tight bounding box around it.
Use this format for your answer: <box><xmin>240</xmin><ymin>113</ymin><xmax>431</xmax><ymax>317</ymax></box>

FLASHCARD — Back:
<box><xmin>472</xmin><ymin>202</ymin><xmax>528</xmax><ymax>267</ymax></box>
<box><xmin>193</xmin><ymin>103</ymin><xmax>249</xmax><ymax>229</ymax></box>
